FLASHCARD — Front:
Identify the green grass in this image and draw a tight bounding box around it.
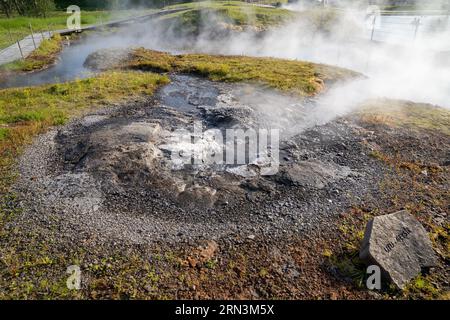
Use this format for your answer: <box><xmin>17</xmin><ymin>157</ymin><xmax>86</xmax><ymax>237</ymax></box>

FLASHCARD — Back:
<box><xmin>0</xmin><ymin>71</ymin><xmax>169</xmax><ymax>193</ymax></box>
<box><xmin>126</xmin><ymin>48</ymin><xmax>359</xmax><ymax>96</ymax></box>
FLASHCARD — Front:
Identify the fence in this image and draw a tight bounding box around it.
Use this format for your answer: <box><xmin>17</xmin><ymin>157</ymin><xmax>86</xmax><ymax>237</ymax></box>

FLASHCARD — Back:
<box><xmin>0</xmin><ymin>14</ymin><xmax>108</xmax><ymax>62</ymax></box>
<box><xmin>366</xmin><ymin>13</ymin><xmax>450</xmax><ymax>46</ymax></box>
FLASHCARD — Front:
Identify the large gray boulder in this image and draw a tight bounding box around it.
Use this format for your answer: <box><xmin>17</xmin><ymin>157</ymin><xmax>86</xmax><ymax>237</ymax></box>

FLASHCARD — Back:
<box><xmin>360</xmin><ymin>210</ymin><xmax>438</xmax><ymax>289</ymax></box>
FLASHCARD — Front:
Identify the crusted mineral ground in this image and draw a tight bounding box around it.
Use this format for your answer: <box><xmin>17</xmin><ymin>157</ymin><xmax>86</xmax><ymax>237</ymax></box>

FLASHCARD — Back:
<box><xmin>12</xmin><ymin>74</ymin><xmax>368</xmax><ymax>243</ymax></box>
<box><xmin>1</xmin><ymin>46</ymin><xmax>448</xmax><ymax>299</ymax></box>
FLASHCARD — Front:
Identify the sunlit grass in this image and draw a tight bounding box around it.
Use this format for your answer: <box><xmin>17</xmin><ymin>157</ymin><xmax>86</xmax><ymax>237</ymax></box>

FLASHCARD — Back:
<box><xmin>358</xmin><ymin>99</ymin><xmax>450</xmax><ymax>136</ymax></box>
<box><xmin>127</xmin><ymin>48</ymin><xmax>359</xmax><ymax>96</ymax></box>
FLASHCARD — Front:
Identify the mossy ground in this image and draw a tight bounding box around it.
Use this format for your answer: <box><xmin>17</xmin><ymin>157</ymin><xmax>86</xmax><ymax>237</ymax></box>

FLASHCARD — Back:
<box><xmin>125</xmin><ymin>48</ymin><xmax>359</xmax><ymax>96</ymax></box>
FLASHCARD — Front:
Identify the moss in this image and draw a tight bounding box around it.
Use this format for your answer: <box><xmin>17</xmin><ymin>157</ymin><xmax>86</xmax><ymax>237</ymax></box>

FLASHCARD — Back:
<box><xmin>403</xmin><ymin>275</ymin><xmax>440</xmax><ymax>299</ymax></box>
<box><xmin>127</xmin><ymin>48</ymin><xmax>359</xmax><ymax>97</ymax></box>
<box><xmin>0</xmin><ymin>128</ymin><xmax>9</xmax><ymax>141</ymax></box>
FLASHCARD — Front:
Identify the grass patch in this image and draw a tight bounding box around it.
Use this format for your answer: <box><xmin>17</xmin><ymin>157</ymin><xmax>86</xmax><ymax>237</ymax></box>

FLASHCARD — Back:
<box><xmin>127</xmin><ymin>48</ymin><xmax>359</xmax><ymax>96</ymax></box>
<box><xmin>0</xmin><ymin>71</ymin><xmax>169</xmax><ymax>193</ymax></box>
<box><xmin>159</xmin><ymin>1</ymin><xmax>294</xmax><ymax>36</ymax></box>
<box><xmin>358</xmin><ymin>99</ymin><xmax>450</xmax><ymax>136</ymax></box>
<box><xmin>1</xmin><ymin>34</ymin><xmax>63</xmax><ymax>72</ymax></box>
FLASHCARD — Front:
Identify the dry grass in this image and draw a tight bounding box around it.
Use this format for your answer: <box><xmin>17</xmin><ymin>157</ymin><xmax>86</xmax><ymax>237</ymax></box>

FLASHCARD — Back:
<box><xmin>358</xmin><ymin>99</ymin><xmax>450</xmax><ymax>136</ymax></box>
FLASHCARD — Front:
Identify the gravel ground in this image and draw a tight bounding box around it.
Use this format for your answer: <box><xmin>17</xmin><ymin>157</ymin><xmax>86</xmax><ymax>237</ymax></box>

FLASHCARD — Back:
<box><xmin>11</xmin><ymin>75</ymin><xmax>388</xmax><ymax>246</ymax></box>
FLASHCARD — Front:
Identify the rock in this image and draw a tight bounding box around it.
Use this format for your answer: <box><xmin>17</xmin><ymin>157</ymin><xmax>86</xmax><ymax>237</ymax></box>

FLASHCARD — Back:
<box><xmin>198</xmin><ymin>240</ymin><xmax>219</xmax><ymax>261</ymax></box>
<box><xmin>360</xmin><ymin>210</ymin><xmax>438</xmax><ymax>289</ymax></box>
<box><xmin>276</xmin><ymin>160</ymin><xmax>351</xmax><ymax>189</ymax></box>
<box><xmin>83</xmin><ymin>48</ymin><xmax>132</xmax><ymax>71</ymax></box>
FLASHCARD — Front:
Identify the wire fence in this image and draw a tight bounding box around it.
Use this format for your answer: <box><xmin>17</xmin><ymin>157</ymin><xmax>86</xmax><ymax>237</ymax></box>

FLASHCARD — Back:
<box><xmin>366</xmin><ymin>14</ymin><xmax>450</xmax><ymax>45</ymax></box>
<box><xmin>0</xmin><ymin>22</ymin><xmax>57</xmax><ymax>61</ymax></box>
<box><xmin>0</xmin><ymin>14</ymin><xmax>108</xmax><ymax>61</ymax></box>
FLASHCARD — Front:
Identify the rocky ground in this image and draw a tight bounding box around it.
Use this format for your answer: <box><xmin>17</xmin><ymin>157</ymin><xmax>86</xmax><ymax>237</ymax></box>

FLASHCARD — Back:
<box><xmin>2</xmin><ymin>70</ymin><xmax>448</xmax><ymax>299</ymax></box>
<box><xmin>11</xmin><ymin>74</ymin><xmax>384</xmax><ymax>245</ymax></box>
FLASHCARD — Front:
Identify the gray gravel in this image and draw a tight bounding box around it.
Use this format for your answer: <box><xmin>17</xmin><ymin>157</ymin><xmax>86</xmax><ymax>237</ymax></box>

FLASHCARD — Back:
<box><xmin>11</xmin><ymin>75</ymin><xmax>388</xmax><ymax>246</ymax></box>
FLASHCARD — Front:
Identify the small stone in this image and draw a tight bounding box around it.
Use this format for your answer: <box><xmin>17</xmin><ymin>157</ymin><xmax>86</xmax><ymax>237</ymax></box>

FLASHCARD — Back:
<box><xmin>360</xmin><ymin>210</ymin><xmax>438</xmax><ymax>289</ymax></box>
<box><xmin>248</xmin><ymin>235</ymin><xmax>255</xmax><ymax>240</ymax></box>
<box><xmin>187</xmin><ymin>257</ymin><xmax>197</xmax><ymax>268</ymax></box>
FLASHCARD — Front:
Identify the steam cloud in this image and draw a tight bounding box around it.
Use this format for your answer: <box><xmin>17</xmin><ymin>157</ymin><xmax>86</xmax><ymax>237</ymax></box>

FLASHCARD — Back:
<box><xmin>113</xmin><ymin>2</ymin><xmax>449</xmax><ymax>129</ymax></box>
<box><xmin>46</xmin><ymin>1</ymin><xmax>450</xmax><ymax>132</ymax></box>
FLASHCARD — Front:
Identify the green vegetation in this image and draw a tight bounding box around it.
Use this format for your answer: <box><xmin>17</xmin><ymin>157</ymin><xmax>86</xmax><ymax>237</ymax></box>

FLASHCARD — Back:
<box><xmin>0</xmin><ymin>70</ymin><xmax>169</xmax><ymax>300</ymax></box>
<box><xmin>163</xmin><ymin>1</ymin><xmax>294</xmax><ymax>30</ymax></box>
<box><xmin>0</xmin><ymin>0</ymin><xmax>56</xmax><ymax>18</ymax></box>
<box><xmin>0</xmin><ymin>71</ymin><xmax>169</xmax><ymax>193</ymax></box>
<box><xmin>126</xmin><ymin>48</ymin><xmax>359</xmax><ymax>96</ymax></box>
<box><xmin>0</xmin><ymin>11</ymin><xmax>104</xmax><ymax>49</ymax></box>
<box><xmin>358</xmin><ymin>99</ymin><xmax>450</xmax><ymax>136</ymax></box>
<box><xmin>1</xmin><ymin>34</ymin><xmax>63</xmax><ymax>72</ymax></box>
